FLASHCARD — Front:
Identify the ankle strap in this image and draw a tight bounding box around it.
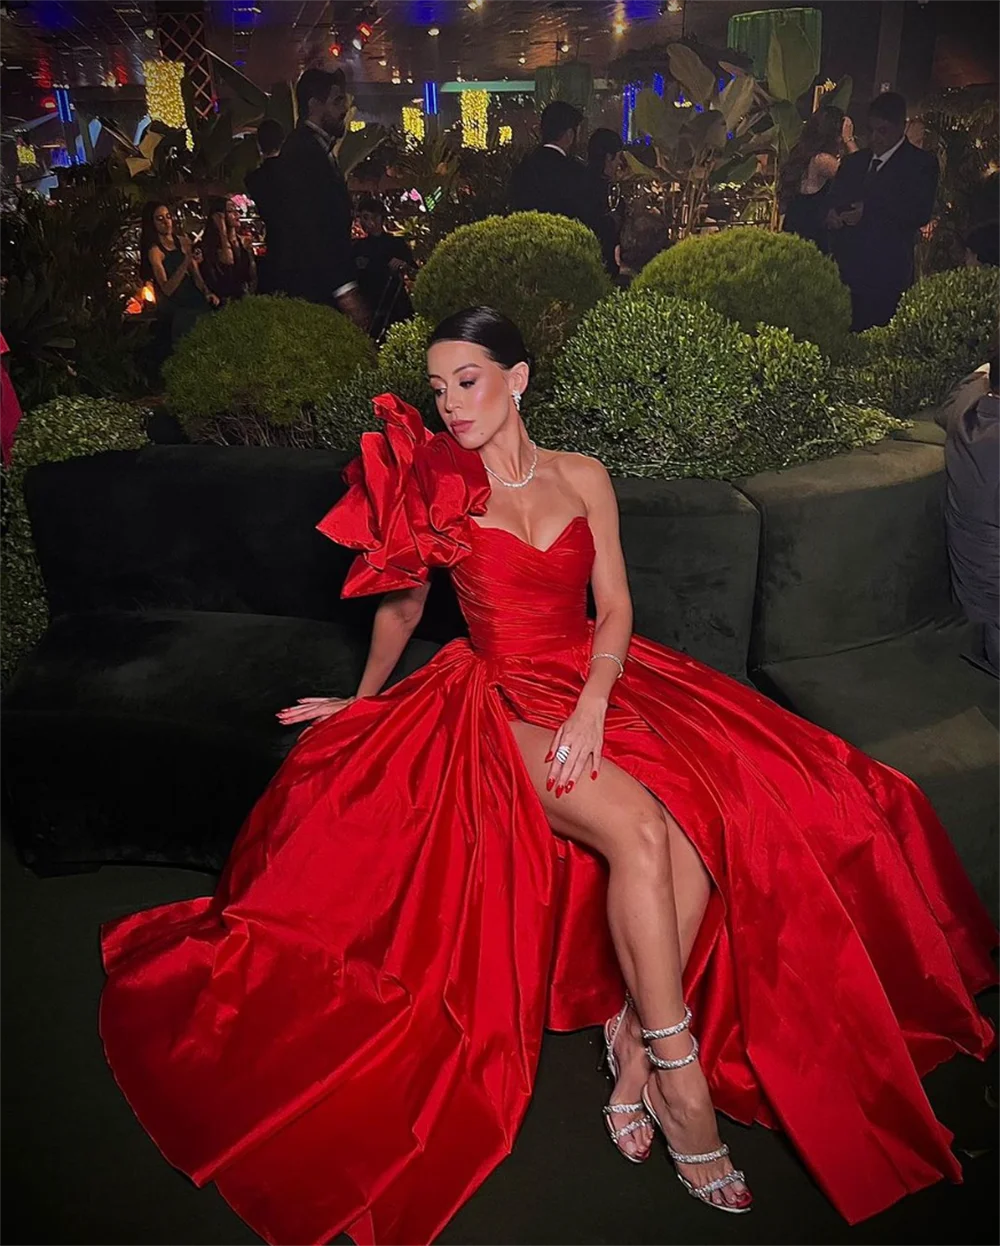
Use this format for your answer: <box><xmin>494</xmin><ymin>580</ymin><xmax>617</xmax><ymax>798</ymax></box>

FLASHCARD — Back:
<box><xmin>640</xmin><ymin>1006</ymin><xmax>692</xmax><ymax>1041</ymax></box>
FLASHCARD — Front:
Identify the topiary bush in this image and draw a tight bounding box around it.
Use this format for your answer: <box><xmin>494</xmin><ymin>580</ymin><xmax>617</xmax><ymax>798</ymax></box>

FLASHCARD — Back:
<box><xmin>634</xmin><ymin>228</ymin><xmax>852</xmax><ymax>360</ymax></box>
<box><xmin>163</xmin><ymin>295</ymin><xmax>375</xmax><ymax>446</ymax></box>
<box><xmin>314</xmin><ymin>316</ymin><xmax>439</xmax><ymax>451</ymax></box>
<box><xmin>1</xmin><ymin>396</ymin><xmax>150</xmax><ymax>684</ymax></box>
<box><xmin>529</xmin><ymin>290</ymin><xmax>904</xmax><ymax>479</ymax></box>
<box><xmin>841</xmin><ymin>266</ymin><xmax>999</xmax><ymax>417</ymax></box>
<box><xmin>412</xmin><ymin>212</ymin><xmax>612</xmax><ymax>367</ymax></box>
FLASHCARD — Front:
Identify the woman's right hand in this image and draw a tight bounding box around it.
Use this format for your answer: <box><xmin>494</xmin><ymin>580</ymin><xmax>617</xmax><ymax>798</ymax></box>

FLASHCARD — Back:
<box><xmin>178</xmin><ymin>233</ymin><xmax>193</xmax><ymax>257</ymax></box>
<box><xmin>276</xmin><ymin>696</ymin><xmax>356</xmax><ymax>729</ymax></box>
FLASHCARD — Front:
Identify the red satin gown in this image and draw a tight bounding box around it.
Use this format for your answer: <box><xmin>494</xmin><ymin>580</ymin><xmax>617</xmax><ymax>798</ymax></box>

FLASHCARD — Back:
<box><xmin>100</xmin><ymin>395</ymin><xmax>997</xmax><ymax>1246</ymax></box>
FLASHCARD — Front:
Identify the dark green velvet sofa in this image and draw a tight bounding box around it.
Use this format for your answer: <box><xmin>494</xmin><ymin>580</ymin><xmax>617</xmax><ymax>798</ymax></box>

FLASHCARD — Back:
<box><xmin>1</xmin><ymin>447</ymin><xmax>760</xmax><ymax>873</ymax></box>
<box><xmin>740</xmin><ymin>440</ymin><xmax>998</xmax><ymax>914</ymax></box>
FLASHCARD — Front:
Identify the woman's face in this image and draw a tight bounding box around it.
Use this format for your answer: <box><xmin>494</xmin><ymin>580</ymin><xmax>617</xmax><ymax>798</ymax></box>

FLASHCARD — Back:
<box><xmin>427</xmin><ymin>340</ymin><xmax>526</xmax><ymax>450</ymax></box>
<box><xmin>225</xmin><ymin>199</ymin><xmax>240</xmax><ymax>230</ymax></box>
<box><xmin>153</xmin><ymin>205</ymin><xmax>173</xmax><ymax>238</ymax></box>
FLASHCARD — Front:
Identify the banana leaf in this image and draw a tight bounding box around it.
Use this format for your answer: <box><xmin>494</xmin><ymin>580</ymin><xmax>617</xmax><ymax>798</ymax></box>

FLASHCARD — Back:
<box><xmin>719</xmin><ymin>73</ymin><xmax>756</xmax><ymax>130</ymax></box>
<box><xmin>825</xmin><ymin>74</ymin><xmax>853</xmax><ymax>114</ymax></box>
<box><xmin>710</xmin><ymin>152</ymin><xmax>759</xmax><ymax>187</ymax></box>
<box><xmin>634</xmin><ymin>87</ymin><xmax>684</xmax><ymax>150</ymax></box>
<box><xmin>769</xmin><ymin>98</ymin><xmax>804</xmax><ymax>152</ymax></box>
<box><xmin>667</xmin><ymin>44</ymin><xmax>717</xmax><ymax>108</ymax></box>
<box><xmin>765</xmin><ymin>21</ymin><xmax>819</xmax><ymax>104</ymax></box>
<box><xmin>682</xmin><ymin>108</ymin><xmax>728</xmax><ymax>154</ymax></box>
<box><xmin>227</xmin><ymin>135</ymin><xmax>262</xmax><ymax>191</ymax></box>
<box><xmin>205</xmin><ymin>50</ymin><xmax>269</xmax><ymax>129</ymax></box>
<box><xmin>336</xmin><ymin>124</ymin><xmax>388</xmax><ymax>177</ymax></box>
<box><xmin>265</xmin><ymin>81</ymin><xmax>296</xmax><ymax>136</ymax></box>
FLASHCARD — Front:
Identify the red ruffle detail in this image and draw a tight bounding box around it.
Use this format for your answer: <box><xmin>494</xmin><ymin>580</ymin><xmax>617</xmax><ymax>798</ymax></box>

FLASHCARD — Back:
<box><xmin>316</xmin><ymin>393</ymin><xmax>490</xmax><ymax>598</ymax></box>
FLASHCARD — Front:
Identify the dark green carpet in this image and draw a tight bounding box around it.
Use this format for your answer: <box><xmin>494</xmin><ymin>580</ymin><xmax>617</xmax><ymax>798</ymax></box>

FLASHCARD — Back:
<box><xmin>2</xmin><ymin>836</ymin><xmax>996</xmax><ymax>1246</ymax></box>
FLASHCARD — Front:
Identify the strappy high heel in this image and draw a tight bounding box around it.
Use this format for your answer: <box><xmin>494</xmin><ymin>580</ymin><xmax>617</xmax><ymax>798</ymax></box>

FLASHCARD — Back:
<box><xmin>640</xmin><ymin>1007</ymin><xmax>752</xmax><ymax>1214</ymax></box>
<box><xmin>600</xmin><ymin>996</ymin><xmax>653</xmax><ymax>1163</ymax></box>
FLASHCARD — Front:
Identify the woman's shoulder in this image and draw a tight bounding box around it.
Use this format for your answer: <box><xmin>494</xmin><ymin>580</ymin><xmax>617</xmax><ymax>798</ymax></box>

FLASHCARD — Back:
<box><xmin>810</xmin><ymin>151</ymin><xmax>840</xmax><ymax>179</ymax></box>
<box><xmin>544</xmin><ymin>448</ymin><xmax>613</xmax><ymax>495</ymax></box>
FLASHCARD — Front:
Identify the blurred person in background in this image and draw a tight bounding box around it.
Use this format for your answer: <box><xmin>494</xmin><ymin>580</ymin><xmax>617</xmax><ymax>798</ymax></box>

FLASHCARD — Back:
<box><xmin>139</xmin><ymin>201</ymin><xmax>218</xmax><ymax>348</ymax></box>
<box><xmin>352</xmin><ymin>194</ymin><xmax>415</xmax><ymax>341</ymax></box>
<box><xmin>615</xmin><ymin>211</ymin><xmax>671</xmax><ymax>286</ymax></box>
<box><xmin>199</xmin><ymin>196</ymin><xmax>256</xmax><ymax>304</ymax></box>
<box><xmin>265</xmin><ymin>68</ymin><xmax>367</xmax><ymax>329</ymax></box>
<box><xmin>508</xmin><ymin>101</ymin><xmax>595</xmax><ymax>231</ymax></box>
<box><xmin>827</xmin><ymin>92</ymin><xmax>939</xmax><ymax>331</ymax></box>
<box><xmin>245</xmin><ymin>118</ymin><xmax>286</xmax><ymax>295</ymax></box>
<box><xmin>585</xmin><ymin>127</ymin><xmax>625</xmax><ymax>276</ymax></box>
<box><xmin>780</xmin><ymin>105</ymin><xmax>856</xmax><ymax>254</ymax></box>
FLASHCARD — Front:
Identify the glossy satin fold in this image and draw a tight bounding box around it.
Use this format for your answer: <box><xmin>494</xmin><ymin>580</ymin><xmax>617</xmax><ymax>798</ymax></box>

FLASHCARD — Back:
<box><xmin>101</xmin><ymin>396</ymin><xmax>997</xmax><ymax>1246</ymax></box>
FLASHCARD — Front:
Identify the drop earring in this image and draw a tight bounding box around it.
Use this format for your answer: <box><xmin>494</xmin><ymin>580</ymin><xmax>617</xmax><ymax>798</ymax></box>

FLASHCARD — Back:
<box><xmin>512</xmin><ymin>391</ymin><xmax>522</xmax><ymax>410</ymax></box>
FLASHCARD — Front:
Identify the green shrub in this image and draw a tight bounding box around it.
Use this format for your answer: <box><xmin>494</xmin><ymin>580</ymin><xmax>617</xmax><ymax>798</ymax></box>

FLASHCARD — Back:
<box><xmin>163</xmin><ymin>296</ymin><xmax>375</xmax><ymax>445</ymax></box>
<box><xmin>843</xmin><ymin>266</ymin><xmax>999</xmax><ymax>417</ymax></box>
<box><xmin>1</xmin><ymin>396</ymin><xmax>150</xmax><ymax>684</ymax></box>
<box><xmin>314</xmin><ymin>316</ymin><xmax>439</xmax><ymax>451</ymax></box>
<box><xmin>529</xmin><ymin>290</ymin><xmax>904</xmax><ymax>479</ymax></box>
<box><xmin>634</xmin><ymin>228</ymin><xmax>852</xmax><ymax>359</ymax></box>
<box><xmin>412</xmin><ymin>212</ymin><xmax>612</xmax><ymax>366</ymax></box>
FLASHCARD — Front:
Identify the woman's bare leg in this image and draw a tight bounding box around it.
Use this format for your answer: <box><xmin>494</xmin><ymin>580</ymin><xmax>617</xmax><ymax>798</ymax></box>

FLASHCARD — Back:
<box><xmin>509</xmin><ymin>720</ymin><xmax>745</xmax><ymax>1205</ymax></box>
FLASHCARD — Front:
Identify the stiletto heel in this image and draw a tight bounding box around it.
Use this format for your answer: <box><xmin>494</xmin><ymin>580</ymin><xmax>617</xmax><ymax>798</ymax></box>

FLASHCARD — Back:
<box><xmin>600</xmin><ymin>996</ymin><xmax>652</xmax><ymax>1164</ymax></box>
<box><xmin>640</xmin><ymin>1007</ymin><xmax>752</xmax><ymax>1214</ymax></box>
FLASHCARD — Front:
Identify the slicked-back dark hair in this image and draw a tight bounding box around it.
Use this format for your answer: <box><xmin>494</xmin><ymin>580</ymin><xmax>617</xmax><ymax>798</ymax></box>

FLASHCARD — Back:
<box><xmin>428</xmin><ymin>306</ymin><xmax>533</xmax><ymax>373</ymax></box>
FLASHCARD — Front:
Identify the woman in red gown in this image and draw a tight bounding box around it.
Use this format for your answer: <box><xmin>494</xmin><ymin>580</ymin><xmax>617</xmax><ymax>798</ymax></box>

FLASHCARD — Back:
<box><xmin>101</xmin><ymin>307</ymin><xmax>997</xmax><ymax>1245</ymax></box>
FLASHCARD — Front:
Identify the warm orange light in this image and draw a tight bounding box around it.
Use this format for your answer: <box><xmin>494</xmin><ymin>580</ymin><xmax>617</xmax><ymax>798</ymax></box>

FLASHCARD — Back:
<box><xmin>142</xmin><ymin>281</ymin><xmax>156</xmax><ymax>303</ymax></box>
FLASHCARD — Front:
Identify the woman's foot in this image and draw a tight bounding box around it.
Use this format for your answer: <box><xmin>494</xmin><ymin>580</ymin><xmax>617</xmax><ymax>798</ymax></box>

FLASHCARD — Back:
<box><xmin>643</xmin><ymin>1048</ymin><xmax>751</xmax><ymax>1210</ymax></box>
<box><xmin>603</xmin><ymin>1003</ymin><xmax>655</xmax><ymax>1161</ymax></box>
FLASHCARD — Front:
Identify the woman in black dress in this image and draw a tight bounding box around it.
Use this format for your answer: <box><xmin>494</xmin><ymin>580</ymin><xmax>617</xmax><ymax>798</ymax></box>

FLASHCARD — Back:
<box><xmin>780</xmin><ymin>106</ymin><xmax>857</xmax><ymax>254</ymax></box>
<box><xmin>199</xmin><ymin>196</ymin><xmax>256</xmax><ymax>304</ymax></box>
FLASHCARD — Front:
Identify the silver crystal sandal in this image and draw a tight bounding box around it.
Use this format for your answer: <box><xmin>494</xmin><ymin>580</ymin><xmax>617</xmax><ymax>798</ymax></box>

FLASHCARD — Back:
<box><xmin>639</xmin><ymin>1006</ymin><xmax>752</xmax><ymax>1213</ymax></box>
<box><xmin>600</xmin><ymin>996</ymin><xmax>653</xmax><ymax>1163</ymax></box>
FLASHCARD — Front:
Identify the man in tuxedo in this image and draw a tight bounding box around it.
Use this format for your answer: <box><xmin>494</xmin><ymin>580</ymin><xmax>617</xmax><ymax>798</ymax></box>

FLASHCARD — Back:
<box><xmin>827</xmin><ymin>92</ymin><xmax>939</xmax><ymax>332</ymax></box>
<box><xmin>265</xmin><ymin>68</ymin><xmax>367</xmax><ymax>328</ymax></box>
<box><xmin>244</xmin><ymin>118</ymin><xmax>285</xmax><ymax>295</ymax></box>
<box><xmin>508</xmin><ymin>101</ymin><xmax>598</xmax><ymax>233</ymax></box>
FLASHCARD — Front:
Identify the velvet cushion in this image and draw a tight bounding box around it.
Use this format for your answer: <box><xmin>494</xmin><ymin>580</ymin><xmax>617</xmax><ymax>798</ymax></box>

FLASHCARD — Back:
<box><xmin>757</xmin><ymin>621</ymin><xmax>999</xmax><ymax>916</ymax></box>
<box><xmin>613</xmin><ymin>477</ymin><xmax>760</xmax><ymax>679</ymax></box>
<box><xmin>738</xmin><ymin>441</ymin><xmax>958</xmax><ymax>668</ymax></box>
<box><xmin>2</xmin><ymin>610</ymin><xmax>438</xmax><ymax>872</ymax></box>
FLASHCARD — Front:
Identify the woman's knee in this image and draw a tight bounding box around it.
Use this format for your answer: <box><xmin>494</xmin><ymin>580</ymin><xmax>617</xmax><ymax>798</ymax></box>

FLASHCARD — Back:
<box><xmin>619</xmin><ymin>804</ymin><xmax>672</xmax><ymax>866</ymax></box>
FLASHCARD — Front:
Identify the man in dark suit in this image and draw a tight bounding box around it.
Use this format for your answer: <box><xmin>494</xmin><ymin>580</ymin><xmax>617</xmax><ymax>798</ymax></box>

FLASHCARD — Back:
<box><xmin>827</xmin><ymin>92</ymin><xmax>939</xmax><ymax>332</ymax></box>
<box><xmin>508</xmin><ymin>101</ymin><xmax>598</xmax><ymax>234</ymax></box>
<box><xmin>265</xmin><ymin>68</ymin><xmax>367</xmax><ymax>328</ymax></box>
<box><xmin>244</xmin><ymin>118</ymin><xmax>285</xmax><ymax>295</ymax></box>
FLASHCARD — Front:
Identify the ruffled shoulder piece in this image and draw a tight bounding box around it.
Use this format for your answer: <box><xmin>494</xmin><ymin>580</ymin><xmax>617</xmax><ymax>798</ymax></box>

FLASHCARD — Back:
<box><xmin>316</xmin><ymin>393</ymin><xmax>490</xmax><ymax>598</ymax></box>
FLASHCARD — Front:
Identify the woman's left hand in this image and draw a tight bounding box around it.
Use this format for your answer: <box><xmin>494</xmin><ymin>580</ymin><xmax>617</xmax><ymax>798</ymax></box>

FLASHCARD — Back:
<box><xmin>206</xmin><ymin>292</ymin><xmax>221</xmax><ymax>307</ymax></box>
<box><xmin>546</xmin><ymin>691</ymin><xmax>607</xmax><ymax>795</ymax></box>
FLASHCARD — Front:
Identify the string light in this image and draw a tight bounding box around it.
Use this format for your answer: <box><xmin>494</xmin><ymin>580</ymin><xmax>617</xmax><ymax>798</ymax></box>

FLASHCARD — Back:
<box><xmin>461</xmin><ymin>88</ymin><xmax>488</xmax><ymax>149</ymax></box>
<box><xmin>16</xmin><ymin>140</ymin><xmax>37</xmax><ymax>167</ymax></box>
<box><xmin>142</xmin><ymin>58</ymin><xmax>187</xmax><ymax>137</ymax></box>
<box><xmin>402</xmin><ymin>105</ymin><xmax>425</xmax><ymax>143</ymax></box>
<box><xmin>349</xmin><ymin>119</ymin><xmax>366</xmax><ymax>131</ymax></box>
<box><xmin>498</xmin><ymin>124</ymin><xmax>512</xmax><ymax>145</ymax></box>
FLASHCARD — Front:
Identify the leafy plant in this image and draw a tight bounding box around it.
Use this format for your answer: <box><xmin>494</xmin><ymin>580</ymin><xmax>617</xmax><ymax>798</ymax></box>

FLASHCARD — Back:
<box><xmin>840</xmin><ymin>266</ymin><xmax>999</xmax><ymax>417</ymax></box>
<box><xmin>412</xmin><ymin>212</ymin><xmax>611</xmax><ymax>368</ymax></box>
<box><xmin>634</xmin><ymin>227</ymin><xmax>852</xmax><ymax>358</ymax></box>
<box><xmin>1</xmin><ymin>177</ymin><xmax>148</xmax><ymax>407</ymax></box>
<box><xmin>1</xmin><ymin>396</ymin><xmax>150</xmax><ymax>684</ymax></box>
<box><xmin>530</xmin><ymin>290</ymin><xmax>902</xmax><ymax>479</ymax></box>
<box><xmin>163</xmin><ymin>295</ymin><xmax>375</xmax><ymax>445</ymax></box>
<box><xmin>315</xmin><ymin>317</ymin><xmax>439</xmax><ymax>451</ymax></box>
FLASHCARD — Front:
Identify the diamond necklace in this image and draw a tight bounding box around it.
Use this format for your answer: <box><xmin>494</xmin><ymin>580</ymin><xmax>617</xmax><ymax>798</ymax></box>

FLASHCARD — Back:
<box><xmin>483</xmin><ymin>441</ymin><xmax>539</xmax><ymax>489</ymax></box>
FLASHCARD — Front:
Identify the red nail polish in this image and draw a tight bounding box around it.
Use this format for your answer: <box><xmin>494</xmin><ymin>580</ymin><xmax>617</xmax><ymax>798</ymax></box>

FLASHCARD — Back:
<box><xmin>546</xmin><ymin>778</ymin><xmax>554</xmax><ymax>792</ymax></box>
<box><xmin>566</xmin><ymin>781</ymin><xmax>574</xmax><ymax>793</ymax></box>
<box><xmin>555</xmin><ymin>786</ymin><xmax>563</xmax><ymax>798</ymax></box>
<box><xmin>591</xmin><ymin>770</ymin><xmax>598</xmax><ymax>781</ymax></box>
<box><xmin>544</xmin><ymin>751</ymin><xmax>553</xmax><ymax>763</ymax></box>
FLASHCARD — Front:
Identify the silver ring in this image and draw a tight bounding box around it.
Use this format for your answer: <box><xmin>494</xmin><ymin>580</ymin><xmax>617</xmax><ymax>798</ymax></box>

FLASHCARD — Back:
<box><xmin>555</xmin><ymin>744</ymin><xmax>571</xmax><ymax>764</ymax></box>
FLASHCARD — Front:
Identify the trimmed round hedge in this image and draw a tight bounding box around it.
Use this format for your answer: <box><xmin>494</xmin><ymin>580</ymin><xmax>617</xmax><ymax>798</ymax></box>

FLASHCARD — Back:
<box><xmin>1</xmin><ymin>395</ymin><xmax>150</xmax><ymax>684</ymax></box>
<box><xmin>412</xmin><ymin>212</ymin><xmax>612</xmax><ymax>367</ymax></box>
<box><xmin>843</xmin><ymin>265</ymin><xmax>999</xmax><ymax>417</ymax></box>
<box><xmin>634</xmin><ymin>228</ymin><xmax>852</xmax><ymax>359</ymax></box>
<box><xmin>530</xmin><ymin>290</ymin><xmax>903</xmax><ymax>479</ymax></box>
<box><xmin>163</xmin><ymin>295</ymin><xmax>375</xmax><ymax>445</ymax></box>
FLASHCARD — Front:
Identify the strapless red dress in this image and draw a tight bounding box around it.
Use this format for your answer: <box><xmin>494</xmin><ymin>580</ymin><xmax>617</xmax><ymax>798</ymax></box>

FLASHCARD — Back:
<box><xmin>100</xmin><ymin>396</ymin><xmax>997</xmax><ymax>1246</ymax></box>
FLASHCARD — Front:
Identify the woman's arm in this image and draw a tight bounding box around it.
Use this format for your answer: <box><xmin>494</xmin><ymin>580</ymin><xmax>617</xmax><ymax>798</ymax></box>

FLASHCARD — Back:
<box><xmin>578</xmin><ymin>456</ymin><xmax>633</xmax><ymax>704</ymax></box>
<box><xmin>148</xmin><ymin>245</ymin><xmax>191</xmax><ymax>298</ymax></box>
<box><xmin>355</xmin><ymin>582</ymin><xmax>431</xmax><ymax>698</ymax></box>
<box><xmin>546</xmin><ymin>456</ymin><xmax>633</xmax><ymax>791</ymax></box>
